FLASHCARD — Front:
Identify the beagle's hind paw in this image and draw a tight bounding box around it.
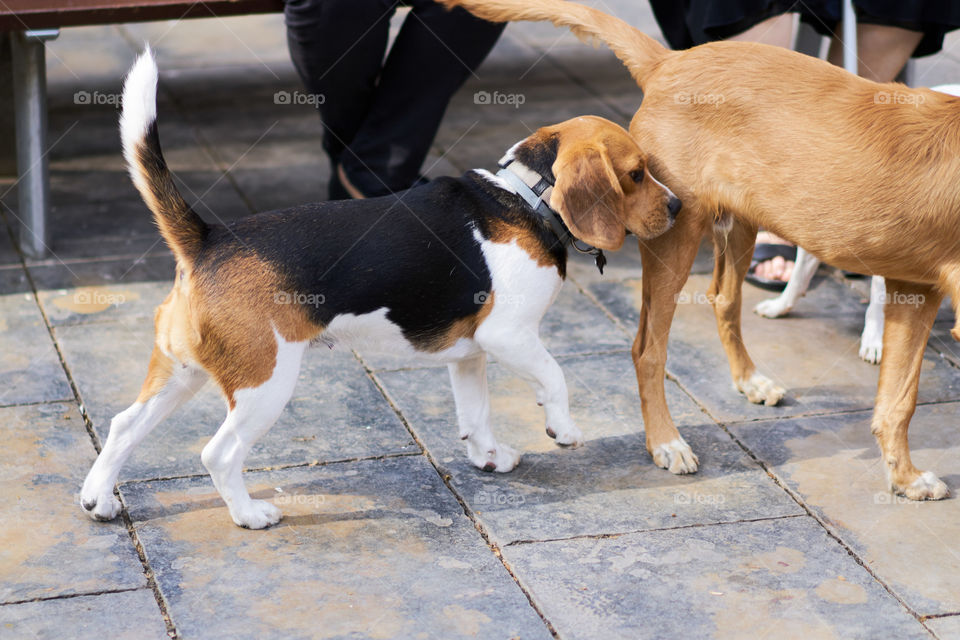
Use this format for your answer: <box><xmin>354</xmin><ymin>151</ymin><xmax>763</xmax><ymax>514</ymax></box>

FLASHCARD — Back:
<box><xmin>231</xmin><ymin>499</ymin><xmax>282</xmax><ymax>529</ymax></box>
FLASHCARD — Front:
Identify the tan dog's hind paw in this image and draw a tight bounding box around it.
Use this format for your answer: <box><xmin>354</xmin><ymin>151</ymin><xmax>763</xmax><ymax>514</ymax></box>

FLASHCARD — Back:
<box><xmin>651</xmin><ymin>438</ymin><xmax>699</xmax><ymax>474</ymax></box>
<box><xmin>897</xmin><ymin>471</ymin><xmax>950</xmax><ymax>501</ymax></box>
<box><xmin>736</xmin><ymin>372</ymin><xmax>785</xmax><ymax>406</ymax></box>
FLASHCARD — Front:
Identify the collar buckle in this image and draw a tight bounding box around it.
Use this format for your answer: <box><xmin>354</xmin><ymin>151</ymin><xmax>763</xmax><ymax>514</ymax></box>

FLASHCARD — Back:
<box><xmin>496</xmin><ymin>160</ymin><xmax>606</xmax><ymax>274</ymax></box>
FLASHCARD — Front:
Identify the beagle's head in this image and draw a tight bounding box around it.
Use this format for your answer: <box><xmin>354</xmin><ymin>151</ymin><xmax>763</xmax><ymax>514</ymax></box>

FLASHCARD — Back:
<box><xmin>506</xmin><ymin>115</ymin><xmax>680</xmax><ymax>251</ymax></box>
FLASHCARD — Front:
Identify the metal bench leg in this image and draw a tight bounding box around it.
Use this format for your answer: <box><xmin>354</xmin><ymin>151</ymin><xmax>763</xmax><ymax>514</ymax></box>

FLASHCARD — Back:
<box><xmin>10</xmin><ymin>29</ymin><xmax>58</xmax><ymax>259</ymax></box>
<box><xmin>897</xmin><ymin>59</ymin><xmax>915</xmax><ymax>87</ymax></box>
<box><xmin>841</xmin><ymin>0</ymin><xmax>857</xmax><ymax>74</ymax></box>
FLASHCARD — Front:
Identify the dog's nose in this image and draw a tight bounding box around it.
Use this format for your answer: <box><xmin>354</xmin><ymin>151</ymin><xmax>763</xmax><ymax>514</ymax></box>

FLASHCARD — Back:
<box><xmin>667</xmin><ymin>196</ymin><xmax>682</xmax><ymax>218</ymax></box>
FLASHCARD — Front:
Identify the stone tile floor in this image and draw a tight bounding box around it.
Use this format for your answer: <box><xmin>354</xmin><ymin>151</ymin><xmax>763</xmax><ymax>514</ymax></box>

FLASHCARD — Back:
<box><xmin>3</xmin><ymin>2</ymin><xmax>960</xmax><ymax>638</ymax></box>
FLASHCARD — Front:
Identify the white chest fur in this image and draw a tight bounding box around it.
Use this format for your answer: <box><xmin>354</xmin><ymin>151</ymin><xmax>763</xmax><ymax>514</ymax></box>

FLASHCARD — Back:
<box><xmin>319</xmin><ymin>234</ymin><xmax>563</xmax><ymax>362</ymax></box>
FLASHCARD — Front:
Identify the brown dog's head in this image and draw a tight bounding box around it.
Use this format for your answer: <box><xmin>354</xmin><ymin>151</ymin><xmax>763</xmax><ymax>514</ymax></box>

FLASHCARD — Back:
<box><xmin>505</xmin><ymin>115</ymin><xmax>680</xmax><ymax>250</ymax></box>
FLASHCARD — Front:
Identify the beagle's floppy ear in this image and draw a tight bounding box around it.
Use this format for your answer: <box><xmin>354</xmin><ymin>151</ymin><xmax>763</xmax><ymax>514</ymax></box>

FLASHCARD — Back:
<box><xmin>549</xmin><ymin>144</ymin><xmax>626</xmax><ymax>251</ymax></box>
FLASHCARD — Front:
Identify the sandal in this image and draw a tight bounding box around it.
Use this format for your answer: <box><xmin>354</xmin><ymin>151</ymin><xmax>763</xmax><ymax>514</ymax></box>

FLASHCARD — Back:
<box><xmin>745</xmin><ymin>243</ymin><xmax>797</xmax><ymax>292</ymax></box>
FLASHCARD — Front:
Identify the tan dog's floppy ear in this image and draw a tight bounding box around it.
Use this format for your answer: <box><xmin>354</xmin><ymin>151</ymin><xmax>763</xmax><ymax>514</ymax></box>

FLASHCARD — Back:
<box><xmin>550</xmin><ymin>144</ymin><xmax>626</xmax><ymax>251</ymax></box>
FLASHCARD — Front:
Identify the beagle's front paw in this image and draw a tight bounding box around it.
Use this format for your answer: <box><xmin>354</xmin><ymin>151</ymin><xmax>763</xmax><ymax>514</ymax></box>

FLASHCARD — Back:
<box><xmin>80</xmin><ymin>491</ymin><xmax>123</xmax><ymax>522</ymax></box>
<box><xmin>80</xmin><ymin>471</ymin><xmax>123</xmax><ymax>522</ymax></box>
<box><xmin>231</xmin><ymin>499</ymin><xmax>282</xmax><ymax>529</ymax></box>
<box><xmin>467</xmin><ymin>442</ymin><xmax>521</xmax><ymax>473</ymax></box>
<box><xmin>651</xmin><ymin>437</ymin><xmax>699</xmax><ymax>474</ymax></box>
<box><xmin>736</xmin><ymin>372</ymin><xmax>785</xmax><ymax>406</ymax></box>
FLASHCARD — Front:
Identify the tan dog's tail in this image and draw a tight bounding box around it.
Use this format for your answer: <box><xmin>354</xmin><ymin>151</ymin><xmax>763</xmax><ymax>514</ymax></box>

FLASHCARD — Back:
<box><xmin>120</xmin><ymin>48</ymin><xmax>207</xmax><ymax>268</ymax></box>
<box><xmin>439</xmin><ymin>0</ymin><xmax>669</xmax><ymax>86</ymax></box>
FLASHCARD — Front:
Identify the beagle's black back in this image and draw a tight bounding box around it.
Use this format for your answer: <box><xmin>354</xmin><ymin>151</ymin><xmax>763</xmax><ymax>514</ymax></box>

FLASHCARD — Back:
<box><xmin>195</xmin><ymin>174</ymin><xmax>566</xmax><ymax>347</ymax></box>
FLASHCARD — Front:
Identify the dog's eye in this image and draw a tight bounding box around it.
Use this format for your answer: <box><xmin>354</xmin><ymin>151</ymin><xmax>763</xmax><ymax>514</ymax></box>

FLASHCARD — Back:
<box><xmin>630</xmin><ymin>169</ymin><xmax>644</xmax><ymax>183</ymax></box>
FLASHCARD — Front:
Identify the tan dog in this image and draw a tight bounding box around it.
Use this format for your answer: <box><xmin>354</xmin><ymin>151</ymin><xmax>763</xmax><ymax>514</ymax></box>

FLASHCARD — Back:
<box><xmin>442</xmin><ymin>0</ymin><xmax>959</xmax><ymax>500</ymax></box>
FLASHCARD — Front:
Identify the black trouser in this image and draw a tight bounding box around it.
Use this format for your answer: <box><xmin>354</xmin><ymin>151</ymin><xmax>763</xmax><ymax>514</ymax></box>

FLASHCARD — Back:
<box><xmin>284</xmin><ymin>0</ymin><xmax>505</xmax><ymax>197</ymax></box>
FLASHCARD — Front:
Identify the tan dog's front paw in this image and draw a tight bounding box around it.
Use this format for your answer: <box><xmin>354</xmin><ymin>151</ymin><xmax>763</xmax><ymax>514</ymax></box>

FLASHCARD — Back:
<box><xmin>651</xmin><ymin>438</ymin><xmax>699</xmax><ymax>474</ymax></box>
<box><xmin>736</xmin><ymin>372</ymin><xmax>785</xmax><ymax>406</ymax></box>
<box><xmin>896</xmin><ymin>471</ymin><xmax>950</xmax><ymax>501</ymax></box>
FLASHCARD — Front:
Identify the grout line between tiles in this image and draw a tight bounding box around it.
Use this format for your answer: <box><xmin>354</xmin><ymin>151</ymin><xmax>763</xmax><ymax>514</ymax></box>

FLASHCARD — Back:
<box><xmin>354</xmin><ymin>349</ymin><xmax>561</xmax><ymax>639</ymax></box>
<box><xmin>367</xmin><ymin>347</ymin><xmax>632</xmax><ymax>375</ymax></box>
<box><xmin>0</xmin><ymin>216</ymin><xmax>181</xmax><ymax>639</ymax></box>
<box><xmin>922</xmin><ymin>612</ymin><xmax>960</xmax><ymax>621</ymax></box>
<box><xmin>571</xmin><ymin>258</ymin><xmax>940</xmax><ymax>635</ymax></box>
<box><xmin>0</xmin><ymin>397</ymin><xmax>77</xmax><ymax>410</ymax></box>
<box><xmin>0</xmin><ymin>586</ymin><xmax>147</xmax><ymax>608</ymax></box>
<box><xmin>504</xmin><ymin>513</ymin><xmax>808</xmax><ymax>547</ymax></box>
<box><xmin>118</xmin><ymin>450</ymin><xmax>424</xmax><ymax>487</ymax></box>
<box><xmin>711</xmin><ymin>418</ymin><xmax>937</xmax><ymax>635</ymax></box>
<box><xmin>22</xmin><ymin>250</ymin><xmax>172</xmax><ymax>268</ymax></box>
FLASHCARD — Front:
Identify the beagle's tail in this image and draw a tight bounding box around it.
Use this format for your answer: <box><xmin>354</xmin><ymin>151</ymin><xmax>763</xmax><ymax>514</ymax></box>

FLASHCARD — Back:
<box><xmin>120</xmin><ymin>48</ymin><xmax>207</xmax><ymax>267</ymax></box>
<box><xmin>438</xmin><ymin>0</ymin><xmax>669</xmax><ymax>86</ymax></box>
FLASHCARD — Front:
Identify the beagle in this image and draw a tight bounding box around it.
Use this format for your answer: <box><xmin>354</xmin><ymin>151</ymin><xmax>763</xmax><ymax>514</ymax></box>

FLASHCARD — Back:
<box><xmin>79</xmin><ymin>49</ymin><xmax>680</xmax><ymax>529</ymax></box>
<box><xmin>444</xmin><ymin>0</ymin><xmax>960</xmax><ymax>500</ymax></box>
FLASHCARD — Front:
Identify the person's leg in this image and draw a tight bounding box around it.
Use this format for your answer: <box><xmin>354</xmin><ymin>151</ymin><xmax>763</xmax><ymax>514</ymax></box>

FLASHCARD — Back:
<box><xmin>728</xmin><ymin>11</ymin><xmax>796</xmax><ymax>46</ymax></box>
<box><xmin>827</xmin><ymin>22</ymin><xmax>923</xmax><ymax>82</ymax></box>
<box><xmin>284</xmin><ymin>0</ymin><xmax>396</xmax><ymax>198</ymax></box>
<box><xmin>751</xmin><ymin>230</ymin><xmax>796</xmax><ymax>282</ymax></box>
<box><xmin>338</xmin><ymin>1</ymin><xmax>504</xmax><ymax>196</ymax></box>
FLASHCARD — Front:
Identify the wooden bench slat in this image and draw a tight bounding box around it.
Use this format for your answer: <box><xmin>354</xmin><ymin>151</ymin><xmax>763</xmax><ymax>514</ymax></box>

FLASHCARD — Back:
<box><xmin>0</xmin><ymin>0</ymin><xmax>284</xmax><ymax>31</ymax></box>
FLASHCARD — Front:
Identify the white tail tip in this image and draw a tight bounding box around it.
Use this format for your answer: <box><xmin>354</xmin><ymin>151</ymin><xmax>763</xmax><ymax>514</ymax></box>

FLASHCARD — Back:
<box><xmin>119</xmin><ymin>46</ymin><xmax>158</xmax><ymax>154</ymax></box>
